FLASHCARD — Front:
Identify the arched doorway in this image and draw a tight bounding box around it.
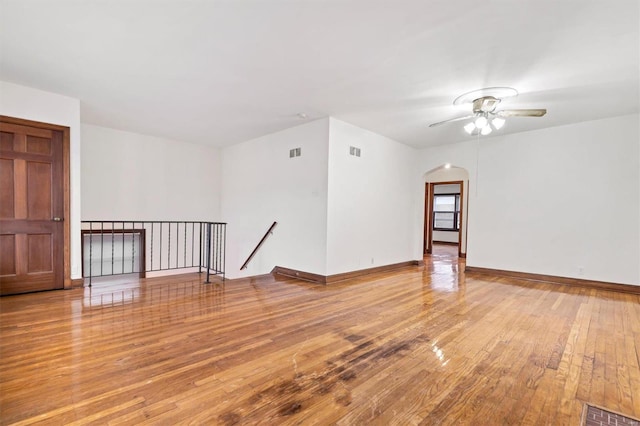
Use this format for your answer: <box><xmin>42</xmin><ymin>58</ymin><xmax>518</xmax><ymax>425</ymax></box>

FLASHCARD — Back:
<box><xmin>423</xmin><ymin>165</ymin><xmax>470</xmax><ymax>258</ymax></box>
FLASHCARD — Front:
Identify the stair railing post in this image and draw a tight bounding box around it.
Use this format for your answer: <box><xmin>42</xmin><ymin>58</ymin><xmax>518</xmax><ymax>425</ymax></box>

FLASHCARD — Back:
<box><xmin>205</xmin><ymin>222</ymin><xmax>212</xmax><ymax>283</ymax></box>
<box><xmin>198</xmin><ymin>222</ymin><xmax>203</xmax><ymax>274</ymax></box>
<box><xmin>88</xmin><ymin>222</ymin><xmax>92</xmax><ymax>287</ymax></box>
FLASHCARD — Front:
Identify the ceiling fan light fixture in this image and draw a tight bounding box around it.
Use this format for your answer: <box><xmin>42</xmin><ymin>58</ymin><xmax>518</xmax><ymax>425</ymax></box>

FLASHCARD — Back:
<box><xmin>491</xmin><ymin>117</ymin><xmax>505</xmax><ymax>130</ymax></box>
<box><xmin>463</xmin><ymin>122</ymin><xmax>476</xmax><ymax>134</ymax></box>
<box><xmin>474</xmin><ymin>116</ymin><xmax>488</xmax><ymax>129</ymax></box>
<box><xmin>429</xmin><ymin>86</ymin><xmax>545</xmax><ymax>135</ymax></box>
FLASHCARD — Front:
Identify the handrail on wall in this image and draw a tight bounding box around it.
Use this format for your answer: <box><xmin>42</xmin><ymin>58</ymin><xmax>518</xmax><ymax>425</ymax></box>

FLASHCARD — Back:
<box><xmin>240</xmin><ymin>221</ymin><xmax>278</xmax><ymax>270</ymax></box>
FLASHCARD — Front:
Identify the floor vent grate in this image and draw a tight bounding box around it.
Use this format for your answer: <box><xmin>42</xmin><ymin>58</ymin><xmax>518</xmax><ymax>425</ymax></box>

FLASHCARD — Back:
<box><xmin>582</xmin><ymin>404</ymin><xmax>640</xmax><ymax>426</ymax></box>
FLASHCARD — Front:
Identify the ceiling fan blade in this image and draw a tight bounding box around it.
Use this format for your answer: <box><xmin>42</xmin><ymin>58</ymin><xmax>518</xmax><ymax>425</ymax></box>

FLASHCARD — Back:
<box><xmin>496</xmin><ymin>109</ymin><xmax>547</xmax><ymax>117</ymax></box>
<box><xmin>429</xmin><ymin>115</ymin><xmax>475</xmax><ymax>128</ymax></box>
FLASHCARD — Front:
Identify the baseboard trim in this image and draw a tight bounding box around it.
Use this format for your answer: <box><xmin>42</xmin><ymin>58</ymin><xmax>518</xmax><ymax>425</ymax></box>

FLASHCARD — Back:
<box><xmin>464</xmin><ymin>266</ymin><xmax>640</xmax><ymax>295</ymax></box>
<box><xmin>326</xmin><ymin>260</ymin><xmax>423</xmax><ymax>284</ymax></box>
<box><xmin>71</xmin><ymin>278</ymin><xmax>85</xmax><ymax>288</ymax></box>
<box><xmin>272</xmin><ymin>260</ymin><xmax>424</xmax><ymax>285</ymax></box>
<box><xmin>271</xmin><ymin>267</ymin><xmax>327</xmax><ymax>284</ymax></box>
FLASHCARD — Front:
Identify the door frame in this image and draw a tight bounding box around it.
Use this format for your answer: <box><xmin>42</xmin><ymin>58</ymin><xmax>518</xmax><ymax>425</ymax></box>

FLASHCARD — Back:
<box><xmin>423</xmin><ymin>182</ymin><xmax>431</xmax><ymax>254</ymax></box>
<box><xmin>1</xmin><ymin>115</ymin><xmax>71</xmax><ymax>289</ymax></box>
<box><xmin>424</xmin><ymin>180</ymin><xmax>465</xmax><ymax>258</ymax></box>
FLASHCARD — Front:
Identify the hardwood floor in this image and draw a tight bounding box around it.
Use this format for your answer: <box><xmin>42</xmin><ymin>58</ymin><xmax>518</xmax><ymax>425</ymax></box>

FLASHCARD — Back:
<box><xmin>1</xmin><ymin>247</ymin><xmax>639</xmax><ymax>425</ymax></box>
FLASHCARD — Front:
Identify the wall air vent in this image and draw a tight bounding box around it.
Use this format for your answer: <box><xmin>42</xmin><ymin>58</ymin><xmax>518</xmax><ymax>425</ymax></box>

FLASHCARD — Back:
<box><xmin>349</xmin><ymin>146</ymin><xmax>361</xmax><ymax>157</ymax></box>
<box><xmin>289</xmin><ymin>147</ymin><xmax>301</xmax><ymax>158</ymax></box>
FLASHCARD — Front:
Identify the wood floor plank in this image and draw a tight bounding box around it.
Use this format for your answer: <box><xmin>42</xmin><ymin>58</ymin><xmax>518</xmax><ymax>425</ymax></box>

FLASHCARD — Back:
<box><xmin>1</xmin><ymin>245</ymin><xmax>639</xmax><ymax>425</ymax></box>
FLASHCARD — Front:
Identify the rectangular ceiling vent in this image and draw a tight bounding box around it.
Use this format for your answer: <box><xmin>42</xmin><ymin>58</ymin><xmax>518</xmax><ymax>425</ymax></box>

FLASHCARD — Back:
<box><xmin>289</xmin><ymin>147</ymin><xmax>301</xmax><ymax>158</ymax></box>
<box><xmin>349</xmin><ymin>146</ymin><xmax>361</xmax><ymax>157</ymax></box>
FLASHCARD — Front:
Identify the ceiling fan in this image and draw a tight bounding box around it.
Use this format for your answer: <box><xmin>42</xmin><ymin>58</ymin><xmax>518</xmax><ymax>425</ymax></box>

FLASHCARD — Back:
<box><xmin>429</xmin><ymin>87</ymin><xmax>547</xmax><ymax>135</ymax></box>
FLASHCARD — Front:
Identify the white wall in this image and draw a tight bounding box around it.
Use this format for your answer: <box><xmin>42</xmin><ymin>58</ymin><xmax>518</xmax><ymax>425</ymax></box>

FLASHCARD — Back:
<box><xmin>433</xmin><ymin>230</ymin><xmax>458</xmax><ymax>244</ymax></box>
<box><xmin>81</xmin><ymin>124</ymin><xmax>221</xmax><ymax>220</ymax></box>
<box><xmin>221</xmin><ymin>119</ymin><xmax>330</xmax><ymax>279</ymax></box>
<box><xmin>326</xmin><ymin>118</ymin><xmax>417</xmax><ymax>275</ymax></box>
<box><xmin>434</xmin><ymin>184</ymin><xmax>460</xmax><ymax>194</ymax></box>
<box><xmin>5</xmin><ymin>80</ymin><xmax>635</xmax><ymax>288</ymax></box>
<box><xmin>0</xmin><ymin>81</ymin><xmax>83</xmax><ymax>279</ymax></box>
<box><xmin>416</xmin><ymin>114</ymin><xmax>640</xmax><ymax>286</ymax></box>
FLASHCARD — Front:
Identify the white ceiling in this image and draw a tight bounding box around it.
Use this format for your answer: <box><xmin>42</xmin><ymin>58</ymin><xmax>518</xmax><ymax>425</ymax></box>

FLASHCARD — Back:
<box><xmin>1</xmin><ymin>0</ymin><xmax>638</xmax><ymax>148</ymax></box>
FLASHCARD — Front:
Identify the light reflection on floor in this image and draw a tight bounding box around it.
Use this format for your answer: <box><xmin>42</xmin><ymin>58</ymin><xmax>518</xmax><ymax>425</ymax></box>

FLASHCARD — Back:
<box><xmin>424</xmin><ymin>243</ymin><xmax>464</xmax><ymax>292</ymax></box>
<box><xmin>80</xmin><ymin>274</ymin><xmax>225</xmax><ymax>311</ymax></box>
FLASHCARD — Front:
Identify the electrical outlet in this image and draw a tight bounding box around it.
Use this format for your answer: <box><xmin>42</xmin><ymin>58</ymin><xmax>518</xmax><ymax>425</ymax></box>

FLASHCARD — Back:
<box><xmin>371</xmin><ymin>258</ymin><xmax>374</xmax><ymax>264</ymax></box>
<box><xmin>577</xmin><ymin>266</ymin><xmax>584</xmax><ymax>276</ymax></box>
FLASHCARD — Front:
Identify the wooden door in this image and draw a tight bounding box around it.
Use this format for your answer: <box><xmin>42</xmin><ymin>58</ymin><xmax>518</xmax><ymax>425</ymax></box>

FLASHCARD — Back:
<box><xmin>0</xmin><ymin>121</ymin><xmax>64</xmax><ymax>295</ymax></box>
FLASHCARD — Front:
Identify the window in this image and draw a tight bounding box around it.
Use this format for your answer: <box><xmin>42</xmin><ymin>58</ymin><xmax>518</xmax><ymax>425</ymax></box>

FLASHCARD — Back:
<box><xmin>433</xmin><ymin>193</ymin><xmax>460</xmax><ymax>231</ymax></box>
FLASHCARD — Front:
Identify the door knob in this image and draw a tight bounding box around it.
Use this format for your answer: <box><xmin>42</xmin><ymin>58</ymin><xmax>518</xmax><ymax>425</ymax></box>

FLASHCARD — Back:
<box><xmin>53</xmin><ymin>217</ymin><xmax>63</xmax><ymax>222</ymax></box>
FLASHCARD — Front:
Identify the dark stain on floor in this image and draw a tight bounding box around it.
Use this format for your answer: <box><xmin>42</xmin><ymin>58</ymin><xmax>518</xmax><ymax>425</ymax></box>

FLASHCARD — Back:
<box><xmin>344</xmin><ymin>334</ymin><xmax>366</xmax><ymax>343</ymax></box>
<box><xmin>278</xmin><ymin>401</ymin><xmax>302</xmax><ymax>416</ymax></box>
<box><xmin>334</xmin><ymin>388</ymin><xmax>353</xmax><ymax>407</ymax></box>
<box><xmin>219</xmin><ymin>333</ymin><xmax>430</xmax><ymax>421</ymax></box>
<box><xmin>338</xmin><ymin>370</ymin><xmax>357</xmax><ymax>382</ymax></box>
<box><xmin>218</xmin><ymin>411</ymin><xmax>241</xmax><ymax>425</ymax></box>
